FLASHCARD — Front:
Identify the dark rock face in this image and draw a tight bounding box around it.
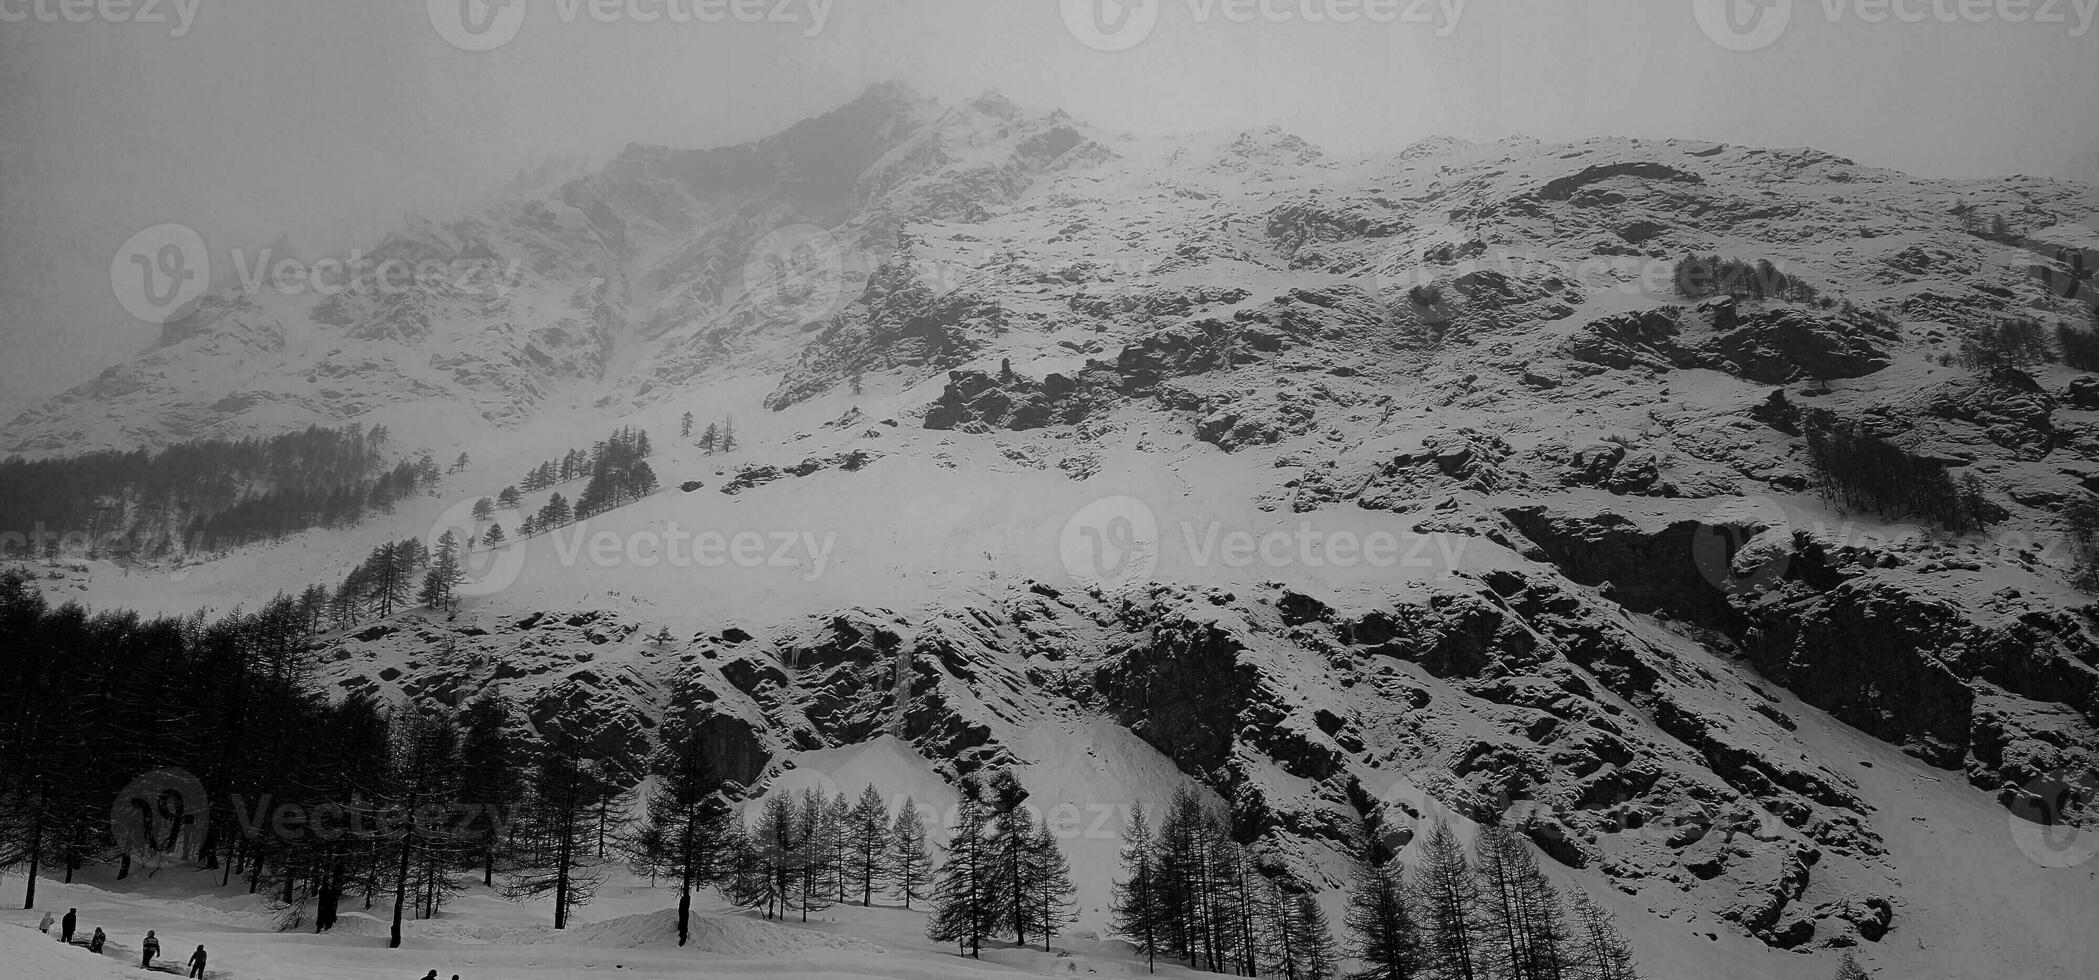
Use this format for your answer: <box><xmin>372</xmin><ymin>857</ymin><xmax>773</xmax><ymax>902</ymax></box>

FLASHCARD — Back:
<box><xmin>1740</xmin><ymin>577</ymin><xmax>1978</xmax><ymax>767</ymax></box>
<box><xmin>1354</xmin><ymin>430</ymin><xmax>1519</xmax><ymax>503</ymax></box>
<box><xmin>1703</xmin><ymin>308</ymin><xmax>1895</xmax><ymax>384</ymax></box>
<box><xmin>1092</xmin><ymin>617</ymin><xmax>1251</xmax><ymax>774</ymax></box>
<box><xmin>719</xmin><ymin>450</ymin><xmax>882</xmax><ymax>493</ymax></box>
<box><xmin>1538</xmin><ymin>161</ymin><xmax>1706</xmax><ymax>202</ymax></box>
<box><xmin>2062</xmin><ymin>375</ymin><xmax>2099</xmax><ymax>411</ymax></box>
<box><xmin>921</xmin><ymin>368</ymin><xmax>1112</xmax><ymax>431</ymax></box>
<box><xmin>1564</xmin><ymin>308</ymin><xmax>1685</xmax><ymax>371</ymax></box>
<box><xmin>1564</xmin><ymin>304</ymin><xmax>1894</xmax><ymax>386</ymax></box>
<box><xmin>1499</xmin><ymin>503</ymin><xmax>2099</xmax><ymax>810</ymax></box>
<box><xmin>1115</xmin><ymin>321</ymin><xmax>1241</xmax><ymax>392</ymax></box>
<box><xmin>1920</xmin><ymin>371</ymin><xmax>2057</xmax><ymax>459</ymax></box>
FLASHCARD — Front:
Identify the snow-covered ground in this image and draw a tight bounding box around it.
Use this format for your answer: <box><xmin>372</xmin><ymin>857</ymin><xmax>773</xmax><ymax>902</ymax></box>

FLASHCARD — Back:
<box><xmin>6</xmin><ymin>719</ymin><xmax>2094</xmax><ymax>980</ymax></box>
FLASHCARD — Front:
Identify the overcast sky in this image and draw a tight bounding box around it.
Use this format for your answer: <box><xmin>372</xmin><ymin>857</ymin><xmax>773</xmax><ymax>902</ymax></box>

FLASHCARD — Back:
<box><xmin>3</xmin><ymin>0</ymin><xmax>2095</xmax><ymax>419</ymax></box>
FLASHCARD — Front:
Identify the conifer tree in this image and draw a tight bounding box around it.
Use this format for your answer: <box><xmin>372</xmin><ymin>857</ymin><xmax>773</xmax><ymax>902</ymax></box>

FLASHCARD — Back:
<box><xmin>472</xmin><ymin>497</ymin><xmax>495</xmax><ymax>521</ymax></box>
<box><xmin>1298</xmin><ymin>893</ymin><xmax>1341</xmax><ymax>980</ymax></box>
<box><xmin>385</xmin><ymin>708</ymin><xmax>468</xmax><ymax>948</ymax></box>
<box><xmin>632</xmin><ymin>714</ymin><xmax>732</xmax><ymax>946</ymax></box>
<box><xmin>1024</xmin><ymin>816</ymin><xmax>1077</xmax><ymax>951</ymax></box>
<box><xmin>827</xmin><ymin>790</ymin><xmax>854</xmax><ymax>904</ymax></box>
<box><xmin>1111</xmin><ymin>802</ymin><xmax>1164</xmax><ymax>973</ymax></box>
<box><xmin>1345</xmin><ymin>846</ymin><xmax>1428</xmax><ymax>980</ymax></box>
<box><xmin>1418</xmin><ymin>820</ymin><xmax>1482</xmax><ymax>980</ymax></box>
<box><xmin>1833</xmin><ymin>951</ymin><xmax>1872</xmax><ymax>980</ymax></box>
<box><xmin>1251</xmin><ymin>881</ymin><xmax>1301</xmax><ymax>980</ymax></box>
<box><xmin>1474</xmin><ymin>824</ymin><xmax>1574</xmax><ymax>980</ymax></box>
<box><xmin>538</xmin><ymin>492</ymin><xmax>570</xmax><ymax>529</ymax></box>
<box><xmin>1569</xmin><ymin>891</ymin><xmax>1639</xmax><ymax>980</ymax></box>
<box><xmin>418</xmin><ymin>530</ymin><xmax>463</xmax><ymax>611</ymax></box>
<box><xmin>846</xmin><ymin>784</ymin><xmax>890</xmax><ymax>905</ymax></box>
<box><xmin>927</xmin><ymin>780</ymin><xmax>1001</xmax><ymax>957</ymax></box>
<box><xmin>726</xmin><ymin>793</ymin><xmax>802</xmax><ymax>920</ymax></box>
<box><xmin>888</xmin><ymin>798</ymin><xmax>934</xmax><ymax>909</ymax></box>
<box><xmin>497</xmin><ymin>485</ymin><xmax>521</xmax><ymax>509</ymax></box>
<box><xmin>794</xmin><ymin>788</ymin><xmax>836</xmax><ymax>922</ymax></box>
<box><xmin>457</xmin><ymin>693</ymin><xmax>520</xmax><ymax>887</ymax></box>
<box><xmin>483</xmin><ymin>524</ymin><xmax>506</xmax><ymax>549</ymax></box>
<box><xmin>978</xmin><ymin>770</ymin><xmax>1037</xmax><ymax>946</ymax></box>
<box><xmin>502</xmin><ymin>734</ymin><xmax>607</xmax><ymax>929</ymax></box>
<box><xmin>680</xmin><ymin>412</ymin><xmax>694</xmax><ymax>438</ymax></box>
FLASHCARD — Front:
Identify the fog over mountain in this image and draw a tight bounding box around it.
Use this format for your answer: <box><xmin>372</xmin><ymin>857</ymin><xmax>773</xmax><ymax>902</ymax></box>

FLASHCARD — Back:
<box><xmin>1</xmin><ymin>6</ymin><xmax>2097</xmax><ymax>980</ymax></box>
<box><xmin>3</xmin><ymin>0</ymin><xmax>2095</xmax><ymax>414</ymax></box>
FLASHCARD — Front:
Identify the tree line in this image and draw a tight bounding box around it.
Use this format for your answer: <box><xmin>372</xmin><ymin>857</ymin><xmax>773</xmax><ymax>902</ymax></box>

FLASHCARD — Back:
<box><xmin>2056</xmin><ymin>312</ymin><xmax>2099</xmax><ymax>371</ymax></box>
<box><xmin>1109</xmin><ymin>790</ymin><xmax>1639</xmax><ymax>980</ymax></box>
<box><xmin>1801</xmin><ymin>411</ymin><xmax>1994</xmax><ymax>535</ymax></box>
<box><xmin>0</xmin><ymin>571</ymin><xmax>529</xmax><ymax>945</ymax></box>
<box><xmin>0</xmin><ymin>424</ymin><xmax>425</xmax><ymax>560</ymax></box>
<box><xmin>1674</xmin><ymin>255</ymin><xmax>1821</xmax><ymax>305</ymax></box>
<box><xmin>499</xmin><ymin>427</ymin><xmax>659</xmax><ymax>541</ymax></box>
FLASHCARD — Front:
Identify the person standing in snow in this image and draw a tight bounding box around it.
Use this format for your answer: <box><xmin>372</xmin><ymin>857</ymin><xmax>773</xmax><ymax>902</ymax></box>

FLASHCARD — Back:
<box><xmin>60</xmin><ymin>908</ymin><xmax>76</xmax><ymax>943</ymax></box>
<box><xmin>89</xmin><ymin>927</ymin><xmax>106</xmax><ymax>953</ymax></box>
<box><xmin>187</xmin><ymin>943</ymin><xmax>207</xmax><ymax>978</ymax></box>
<box><xmin>37</xmin><ymin>911</ymin><xmax>53</xmax><ymax>934</ymax></box>
<box><xmin>140</xmin><ymin>930</ymin><xmax>160</xmax><ymax>969</ymax></box>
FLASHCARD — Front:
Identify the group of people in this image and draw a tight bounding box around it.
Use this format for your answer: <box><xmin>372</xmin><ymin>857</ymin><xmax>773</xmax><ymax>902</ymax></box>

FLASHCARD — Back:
<box><xmin>38</xmin><ymin>908</ymin><xmax>207</xmax><ymax>977</ymax></box>
<box><xmin>35</xmin><ymin>907</ymin><xmax>466</xmax><ymax>979</ymax></box>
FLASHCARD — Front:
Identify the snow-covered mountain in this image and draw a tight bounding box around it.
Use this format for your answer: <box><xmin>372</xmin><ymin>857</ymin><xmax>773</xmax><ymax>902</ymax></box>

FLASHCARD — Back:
<box><xmin>9</xmin><ymin>83</ymin><xmax>2099</xmax><ymax>980</ymax></box>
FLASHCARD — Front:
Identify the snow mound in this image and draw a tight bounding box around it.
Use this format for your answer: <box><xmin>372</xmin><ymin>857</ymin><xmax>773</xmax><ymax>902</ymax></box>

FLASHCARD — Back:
<box><xmin>0</xmin><ymin>925</ymin><xmax>136</xmax><ymax>980</ymax></box>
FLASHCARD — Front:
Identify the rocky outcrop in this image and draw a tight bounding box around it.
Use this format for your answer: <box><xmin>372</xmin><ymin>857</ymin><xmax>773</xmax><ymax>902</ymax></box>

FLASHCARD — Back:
<box><xmin>1538</xmin><ymin>161</ymin><xmax>1705</xmax><ymax>202</ymax></box>
<box><xmin>1702</xmin><ymin>306</ymin><xmax>1896</xmax><ymax>384</ymax></box>
<box><xmin>1563</xmin><ymin>308</ymin><xmax>1685</xmax><ymax>372</ymax></box>
<box><xmin>1500</xmin><ymin>502</ymin><xmax>2099</xmax><ymax>811</ymax></box>
<box><xmin>921</xmin><ymin>367</ymin><xmax>1112</xmax><ymax>431</ymax></box>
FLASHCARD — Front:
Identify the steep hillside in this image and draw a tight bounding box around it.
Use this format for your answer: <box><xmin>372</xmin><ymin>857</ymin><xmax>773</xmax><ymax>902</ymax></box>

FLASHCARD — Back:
<box><xmin>7</xmin><ymin>85</ymin><xmax>2099</xmax><ymax>980</ymax></box>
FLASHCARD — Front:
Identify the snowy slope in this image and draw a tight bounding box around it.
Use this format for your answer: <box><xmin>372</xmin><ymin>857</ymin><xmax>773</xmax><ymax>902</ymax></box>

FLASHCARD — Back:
<box><xmin>7</xmin><ymin>84</ymin><xmax>2099</xmax><ymax>979</ymax></box>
